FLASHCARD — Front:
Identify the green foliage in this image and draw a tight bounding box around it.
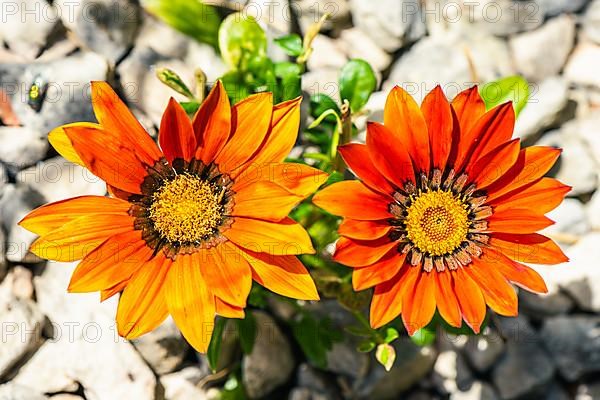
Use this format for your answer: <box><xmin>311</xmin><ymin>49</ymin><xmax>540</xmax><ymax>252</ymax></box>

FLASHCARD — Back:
<box><xmin>339</xmin><ymin>59</ymin><xmax>377</xmax><ymax>112</ymax></box>
<box><xmin>220</xmin><ymin>373</ymin><xmax>247</xmax><ymax>400</ymax></box>
<box><xmin>291</xmin><ymin>314</ymin><xmax>342</xmax><ymax>369</ymax></box>
<box><xmin>207</xmin><ymin>317</ymin><xmax>226</xmax><ymax>372</ymax></box>
<box><xmin>179</xmin><ymin>101</ymin><xmax>201</xmax><ymax>115</ymax></box>
<box><xmin>274</xmin><ymin>34</ymin><xmax>304</xmax><ymax>57</ymax></box>
<box><xmin>410</xmin><ymin>324</ymin><xmax>437</xmax><ymax>347</ymax></box>
<box><xmin>143</xmin><ymin>0</ymin><xmax>221</xmax><ymax>48</ymax></box>
<box><xmin>479</xmin><ymin>75</ymin><xmax>530</xmax><ymax>117</ymax></box>
<box><xmin>375</xmin><ymin>343</ymin><xmax>396</xmax><ymax>371</ymax></box>
<box><xmin>219</xmin><ymin>14</ymin><xmax>267</xmax><ymax>70</ymax></box>
<box><xmin>237</xmin><ymin>311</ymin><xmax>257</xmax><ymax>355</ymax></box>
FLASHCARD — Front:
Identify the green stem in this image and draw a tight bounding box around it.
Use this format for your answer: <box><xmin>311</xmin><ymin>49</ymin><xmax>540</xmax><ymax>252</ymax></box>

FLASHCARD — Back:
<box><xmin>352</xmin><ymin>309</ymin><xmax>384</xmax><ymax>344</ymax></box>
<box><xmin>334</xmin><ymin>101</ymin><xmax>352</xmax><ymax>173</ymax></box>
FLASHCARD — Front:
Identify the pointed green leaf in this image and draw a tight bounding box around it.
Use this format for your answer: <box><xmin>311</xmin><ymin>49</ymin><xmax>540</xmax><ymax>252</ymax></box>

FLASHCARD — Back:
<box><xmin>143</xmin><ymin>0</ymin><xmax>220</xmax><ymax>48</ymax></box>
<box><xmin>357</xmin><ymin>339</ymin><xmax>376</xmax><ymax>353</ymax></box>
<box><xmin>479</xmin><ymin>76</ymin><xmax>530</xmax><ymax>117</ymax></box>
<box><xmin>375</xmin><ymin>343</ymin><xmax>396</xmax><ymax>371</ymax></box>
<box><xmin>339</xmin><ymin>59</ymin><xmax>377</xmax><ymax>112</ymax></box>
<box><xmin>274</xmin><ymin>34</ymin><xmax>303</xmax><ymax>57</ymax></box>
<box><xmin>237</xmin><ymin>311</ymin><xmax>257</xmax><ymax>355</ymax></box>
<box><xmin>383</xmin><ymin>327</ymin><xmax>400</xmax><ymax>344</ymax></box>
<box><xmin>207</xmin><ymin>317</ymin><xmax>226</xmax><ymax>372</ymax></box>
<box><xmin>218</xmin><ymin>13</ymin><xmax>267</xmax><ymax>71</ymax></box>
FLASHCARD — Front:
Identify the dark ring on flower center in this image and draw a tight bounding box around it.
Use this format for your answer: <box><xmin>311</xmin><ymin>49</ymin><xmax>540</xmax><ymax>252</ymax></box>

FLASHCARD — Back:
<box><xmin>387</xmin><ymin>168</ymin><xmax>490</xmax><ymax>272</ymax></box>
<box><xmin>129</xmin><ymin>157</ymin><xmax>235</xmax><ymax>260</ymax></box>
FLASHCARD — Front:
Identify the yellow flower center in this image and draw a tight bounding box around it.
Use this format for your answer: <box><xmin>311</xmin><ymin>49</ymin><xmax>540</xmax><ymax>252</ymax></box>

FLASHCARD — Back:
<box><xmin>405</xmin><ymin>190</ymin><xmax>469</xmax><ymax>256</ymax></box>
<box><xmin>149</xmin><ymin>173</ymin><xmax>223</xmax><ymax>243</ymax></box>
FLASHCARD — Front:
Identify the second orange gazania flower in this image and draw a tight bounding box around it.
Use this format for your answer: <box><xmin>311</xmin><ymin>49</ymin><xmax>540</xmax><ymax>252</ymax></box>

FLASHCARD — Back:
<box><xmin>20</xmin><ymin>81</ymin><xmax>326</xmax><ymax>352</ymax></box>
<box><xmin>313</xmin><ymin>85</ymin><xmax>569</xmax><ymax>335</ymax></box>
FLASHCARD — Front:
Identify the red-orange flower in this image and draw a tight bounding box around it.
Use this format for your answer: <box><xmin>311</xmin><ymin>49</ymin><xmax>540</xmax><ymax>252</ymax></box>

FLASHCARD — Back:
<box><xmin>313</xmin><ymin>85</ymin><xmax>569</xmax><ymax>334</ymax></box>
<box><xmin>20</xmin><ymin>81</ymin><xmax>326</xmax><ymax>352</ymax></box>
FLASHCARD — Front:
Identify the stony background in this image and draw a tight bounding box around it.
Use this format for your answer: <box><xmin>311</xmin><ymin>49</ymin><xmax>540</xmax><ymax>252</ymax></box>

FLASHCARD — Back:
<box><xmin>0</xmin><ymin>0</ymin><xmax>599</xmax><ymax>399</ymax></box>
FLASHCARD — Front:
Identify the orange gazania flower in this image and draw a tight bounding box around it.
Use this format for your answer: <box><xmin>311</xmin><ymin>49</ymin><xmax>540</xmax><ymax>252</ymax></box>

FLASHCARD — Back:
<box><xmin>313</xmin><ymin>86</ymin><xmax>569</xmax><ymax>335</ymax></box>
<box><xmin>20</xmin><ymin>81</ymin><xmax>326</xmax><ymax>352</ymax></box>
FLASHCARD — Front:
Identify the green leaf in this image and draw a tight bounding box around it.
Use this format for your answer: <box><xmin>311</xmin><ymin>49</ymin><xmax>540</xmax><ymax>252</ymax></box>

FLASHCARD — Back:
<box><xmin>237</xmin><ymin>311</ymin><xmax>257</xmax><ymax>355</ymax></box>
<box><xmin>219</xmin><ymin>13</ymin><xmax>267</xmax><ymax>71</ymax></box>
<box><xmin>274</xmin><ymin>62</ymin><xmax>302</xmax><ymax>101</ymax></box>
<box><xmin>375</xmin><ymin>343</ymin><xmax>396</xmax><ymax>371</ymax></box>
<box><xmin>274</xmin><ymin>34</ymin><xmax>303</xmax><ymax>57</ymax></box>
<box><xmin>326</xmin><ymin>171</ymin><xmax>344</xmax><ymax>185</ymax></box>
<box><xmin>291</xmin><ymin>314</ymin><xmax>342</xmax><ymax>369</ymax></box>
<box><xmin>207</xmin><ymin>317</ymin><xmax>226</xmax><ymax>372</ymax></box>
<box><xmin>339</xmin><ymin>59</ymin><xmax>377</xmax><ymax>112</ymax></box>
<box><xmin>156</xmin><ymin>68</ymin><xmax>195</xmax><ymax>99</ymax></box>
<box><xmin>220</xmin><ymin>70</ymin><xmax>250</xmax><ymax>103</ymax></box>
<box><xmin>383</xmin><ymin>327</ymin><xmax>400</xmax><ymax>344</ymax></box>
<box><xmin>479</xmin><ymin>76</ymin><xmax>530</xmax><ymax>117</ymax></box>
<box><xmin>345</xmin><ymin>325</ymin><xmax>373</xmax><ymax>338</ymax></box>
<box><xmin>247</xmin><ymin>285</ymin><xmax>269</xmax><ymax>308</ymax></box>
<box><xmin>357</xmin><ymin>339</ymin><xmax>376</xmax><ymax>353</ymax></box>
<box><xmin>180</xmin><ymin>101</ymin><xmax>200</xmax><ymax>115</ymax></box>
<box><xmin>410</xmin><ymin>324</ymin><xmax>437</xmax><ymax>347</ymax></box>
<box><xmin>143</xmin><ymin>0</ymin><xmax>220</xmax><ymax>48</ymax></box>
<box><xmin>310</xmin><ymin>93</ymin><xmax>340</xmax><ymax>121</ymax></box>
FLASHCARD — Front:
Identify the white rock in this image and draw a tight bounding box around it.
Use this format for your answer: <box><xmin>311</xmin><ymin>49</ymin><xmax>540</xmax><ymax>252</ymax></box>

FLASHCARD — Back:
<box><xmin>54</xmin><ymin>0</ymin><xmax>141</xmax><ymax>63</ymax></box>
<box><xmin>246</xmin><ymin>0</ymin><xmax>292</xmax><ymax>34</ymax></box>
<box><xmin>0</xmin><ymin>383</ymin><xmax>47</xmax><ymax>400</ymax></box>
<box><xmin>509</xmin><ymin>15</ymin><xmax>575</xmax><ymax>82</ymax></box>
<box><xmin>17</xmin><ymin>157</ymin><xmax>106</xmax><ymax>203</ymax></box>
<box><xmin>294</xmin><ymin>0</ymin><xmax>352</xmax><ymax>33</ymax></box>
<box><xmin>0</xmin><ymin>0</ymin><xmax>59</xmax><ymax>60</ymax></box>
<box><xmin>161</xmin><ymin>367</ymin><xmax>210</xmax><ymax>400</ymax></box>
<box><xmin>13</xmin><ymin>262</ymin><xmax>159</xmax><ymax>399</ymax></box>
<box><xmin>538</xmin><ymin>0</ymin><xmax>591</xmax><ymax>16</ymax></box>
<box><xmin>242</xmin><ymin>311</ymin><xmax>294</xmax><ymax>398</ymax></box>
<box><xmin>537</xmin><ymin>128</ymin><xmax>598</xmax><ymax>196</ymax></box>
<box><xmin>586</xmin><ymin>189</ymin><xmax>600</xmax><ymax>230</ymax></box>
<box><xmin>0</xmin><ymin>184</ymin><xmax>46</xmax><ymax>263</ymax></box>
<box><xmin>543</xmin><ymin>198</ymin><xmax>590</xmax><ymax>237</ymax></box>
<box><xmin>534</xmin><ymin>233</ymin><xmax>600</xmax><ymax>312</ymax></box>
<box><xmin>565</xmin><ymin>42</ymin><xmax>600</xmax><ymax>89</ymax></box>
<box><xmin>302</xmin><ymin>69</ymin><xmax>340</xmax><ymax>102</ymax></box>
<box><xmin>306</xmin><ymin>34</ymin><xmax>348</xmax><ymax>71</ymax></box>
<box><xmin>583</xmin><ymin>0</ymin><xmax>600</xmax><ymax>44</ymax></box>
<box><xmin>572</xmin><ymin>113</ymin><xmax>600</xmax><ymax>165</ymax></box>
<box><xmin>0</xmin><ymin>127</ymin><xmax>48</xmax><ymax>173</ymax></box>
<box><xmin>339</xmin><ymin>28</ymin><xmax>393</xmax><ymax>72</ymax></box>
<box><xmin>349</xmin><ymin>0</ymin><xmax>425</xmax><ymax>52</ymax></box>
<box><xmin>514</xmin><ymin>77</ymin><xmax>569</xmax><ymax>142</ymax></box>
<box><xmin>384</xmin><ymin>30</ymin><xmax>513</xmax><ymax>103</ymax></box>
<box><xmin>133</xmin><ymin>317</ymin><xmax>190</xmax><ymax>375</ymax></box>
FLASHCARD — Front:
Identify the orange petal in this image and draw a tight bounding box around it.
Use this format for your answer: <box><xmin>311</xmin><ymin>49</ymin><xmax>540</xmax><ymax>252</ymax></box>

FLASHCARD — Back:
<box><xmin>338</xmin><ymin>219</ymin><xmax>391</xmax><ymax>241</ymax></box>
<box><xmin>30</xmin><ymin>215</ymin><xmax>133</xmax><ymax>262</ymax></box>
<box><xmin>455</xmin><ymin>102</ymin><xmax>514</xmax><ymax>172</ymax></box>
<box><xmin>487</xmin><ymin>208</ymin><xmax>554</xmax><ymax>234</ymax></box>
<box><xmin>90</xmin><ymin>81</ymin><xmax>162</xmax><ymax>166</ymax></box>
<box><xmin>338</xmin><ymin>143</ymin><xmax>395</xmax><ymax>195</ymax></box>
<box><xmin>489</xmin><ymin>177</ymin><xmax>570</xmax><ymax>214</ymax></box>
<box><xmin>421</xmin><ymin>86</ymin><xmax>453</xmax><ymax>171</ymax></box>
<box><xmin>100</xmin><ymin>279</ymin><xmax>129</xmax><ymax>302</ymax></box>
<box><xmin>402</xmin><ymin>271</ymin><xmax>437</xmax><ymax>335</ymax></box>
<box><xmin>159</xmin><ymin>97</ymin><xmax>197</xmax><ymax>162</ymax></box>
<box><xmin>334</xmin><ymin>236</ymin><xmax>398</xmax><ymax>267</ymax></box>
<box><xmin>233</xmin><ymin>181</ymin><xmax>303</xmax><ymax>221</ymax></box>
<box><xmin>199</xmin><ymin>243</ymin><xmax>251</xmax><ymax>307</ymax></box>
<box><xmin>64</xmin><ymin>124</ymin><xmax>147</xmax><ymax>194</ymax></box>
<box><xmin>486</xmin><ymin>146</ymin><xmax>562</xmax><ymax>202</ymax></box>
<box><xmin>216</xmin><ymin>297</ymin><xmax>245</xmax><ymax>318</ymax></box>
<box><xmin>485</xmin><ymin>247</ymin><xmax>548</xmax><ymax>293</ymax></box>
<box><xmin>164</xmin><ymin>252</ymin><xmax>215</xmax><ymax>353</ymax></box>
<box><xmin>249</xmin><ymin>96</ymin><xmax>302</xmax><ymax>165</ymax></box>
<box><xmin>468</xmin><ymin>139</ymin><xmax>521</xmax><ymax>189</ymax></box>
<box><xmin>224</xmin><ymin>216</ymin><xmax>315</xmax><ymax>255</ymax></box>
<box><xmin>464</xmin><ymin>257</ymin><xmax>518</xmax><ymax>316</ymax></box>
<box><xmin>193</xmin><ymin>81</ymin><xmax>232</xmax><ymax>164</ymax></box>
<box><xmin>453</xmin><ymin>268</ymin><xmax>486</xmax><ymax>334</ymax></box>
<box><xmin>489</xmin><ymin>233</ymin><xmax>568</xmax><ymax>265</ymax></box>
<box><xmin>312</xmin><ymin>180</ymin><xmax>393</xmax><ymax>220</ymax></box>
<box><xmin>353</xmin><ymin>251</ymin><xmax>406</xmax><ymax>291</ymax></box>
<box><xmin>370</xmin><ymin>264</ymin><xmax>416</xmax><ymax>329</ymax></box>
<box><xmin>233</xmin><ymin>162</ymin><xmax>328</xmax><ymax>197</ymax></box>
<box><xmin>68</xmin><ymin>230</ymin><xmax>151</xmax><ymax>293</ymax></box>
<box><xmin>434</xmin><ymin>271</ymin><xmax>462</xmax><ymax>328</ymax></box>
<box><xmin>384</xmin><ymin>86</ymin><xmax>430</xmax><ymax>172</ymax></box>
<box><xmin>216</xmin><ymin>92</ymin><xmax>273</xmax><ymax>175</ymax></box>
<box><xmin>366</xmin><ymin>121</ymin><xmax>415</xmax><ymax>187</ymax></box>
<box><xmin>451</xmin><ymin>86</ymin><xmax>486</xmax><ymax>142</ymax></box>
<box><xmin>116</xmin><ymin>255</ymin><xmax>170</xmax><ymax>339</ymax></box>
<box><xmin>48</xmin><ymin>122</ymin><xmax>96</xmax><ymax>166</ymax></box>
<box><xmin>242</xmin><ymin>249</ymin><xmax>319</xmax><ymax>300</ymax></box>
<box><xmin>19</xmin><ymin>195</ymin><xmax>130</xmax><ymax>236</ymax></box>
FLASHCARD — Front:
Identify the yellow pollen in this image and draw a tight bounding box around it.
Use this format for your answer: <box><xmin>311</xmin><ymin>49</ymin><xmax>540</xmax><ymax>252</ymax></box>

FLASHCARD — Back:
<box><xmin>149</xmin><ymin>173</ymin><xmax>223</xmax><ymax>243</ymax></box>
<box><xmin>405</xmin><ymin>190</ymin><xmax>469</xmax><ymax>256</ymax></box>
